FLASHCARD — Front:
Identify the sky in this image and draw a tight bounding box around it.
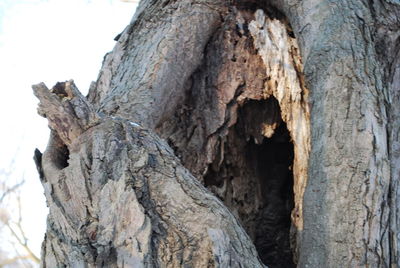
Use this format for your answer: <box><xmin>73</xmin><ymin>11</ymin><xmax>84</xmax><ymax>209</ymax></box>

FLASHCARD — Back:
<box><xmin>0</xmin><ymin>0</ymin><xmax>138</xmax><ymax>263</ymax></box>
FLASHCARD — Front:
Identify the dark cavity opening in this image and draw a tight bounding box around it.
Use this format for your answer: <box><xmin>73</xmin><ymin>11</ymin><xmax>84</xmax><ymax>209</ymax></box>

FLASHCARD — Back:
<box><xmin>49</xmin><ymin>133</ymin><xmax>70</xmax><ymax>169</ymax></box>
<box><xmin>248</xmin><ymin>123</ymin><xmax>294</xmax><ymax>267</ymax></box>
<box><xmin>55</xmin><ymin>144</ymin><xmax>70</xmax><ymax>169</ymax></box>
<box><xmin>204</xmin><ymin>97</ymin><xmax>295</xmax><ymax>267</ymax></box>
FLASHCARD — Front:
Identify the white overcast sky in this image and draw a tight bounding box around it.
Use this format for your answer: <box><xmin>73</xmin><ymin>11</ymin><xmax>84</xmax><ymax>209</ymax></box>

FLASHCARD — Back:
<box><xmin>0</xmin><ymin>0</ymin><xmax>138</xmax><ymax>259</ymax></box>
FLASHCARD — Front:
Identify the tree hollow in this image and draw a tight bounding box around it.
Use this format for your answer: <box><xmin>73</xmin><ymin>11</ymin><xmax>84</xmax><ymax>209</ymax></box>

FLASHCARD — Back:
<box><xmin>204</xmin><ymin>97</ymin><xmax>295</xmax><ymax>267</ymax></box>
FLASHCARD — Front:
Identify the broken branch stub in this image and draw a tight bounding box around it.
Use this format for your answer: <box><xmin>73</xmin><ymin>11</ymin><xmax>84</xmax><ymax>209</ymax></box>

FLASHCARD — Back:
<box><xmin>32</xmin><ymin>80</ymin><xmax>99</xmax><ymax>146</ymax></box>
<box><xmin>33</xmin><ymin>81</ymin><xmax>264</xmax><ymax>266</ymax></box>
<box><xmin>38</xmin><ymin>119</ymin><xmax>264</xmax><ymax>267</ymax></box>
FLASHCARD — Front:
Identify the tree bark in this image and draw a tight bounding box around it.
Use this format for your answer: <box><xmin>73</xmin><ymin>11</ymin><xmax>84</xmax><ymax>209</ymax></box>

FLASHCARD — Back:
<box><xmin>33</xmin><ymin>81</ymin><xmax>263</xmax><ymax>267</ymax></box>
<box><xmin>267</xmin><ymin>1</ymin><xmax>400</xmax><ymax>266</ymax></box>
<box><xmin>33</xmin><ymin>0</ymin><xmax>400</xmax><ymax>267</ymax></box>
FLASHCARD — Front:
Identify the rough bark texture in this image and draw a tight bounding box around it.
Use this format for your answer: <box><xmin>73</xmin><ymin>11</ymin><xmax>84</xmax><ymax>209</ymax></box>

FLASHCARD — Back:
<box><xmin>266</xmin><ymin>0</ymin><xmax>400</xmax><ymax>266</ymax></box>
<box><xmin>33</xmin><ymin>0</ymin><xmax>400</xmax><ymax>267</ymax></box>
<box><xmin>34</xmin><ymin>81</ymin><xmax>263</xmax><ymax>267</ymax></box>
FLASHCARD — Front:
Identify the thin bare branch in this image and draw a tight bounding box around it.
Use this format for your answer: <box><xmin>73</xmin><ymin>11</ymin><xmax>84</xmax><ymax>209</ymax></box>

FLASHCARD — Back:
<box><xmin>0</xmin><ymin>180</ymin><xmax>24</xmax><ymax>204</ymax></box>
<box><xmin>5</xmin><ymin>223</ymin><xmax>40</xmax><ymax>264</ymax></box>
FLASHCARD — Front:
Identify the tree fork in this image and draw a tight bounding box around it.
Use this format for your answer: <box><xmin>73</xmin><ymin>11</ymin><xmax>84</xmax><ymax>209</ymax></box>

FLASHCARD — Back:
<box><xmin>33</xmin><ymin>0</ymin><xmax>400</xmax><ymax>267</ymax></box>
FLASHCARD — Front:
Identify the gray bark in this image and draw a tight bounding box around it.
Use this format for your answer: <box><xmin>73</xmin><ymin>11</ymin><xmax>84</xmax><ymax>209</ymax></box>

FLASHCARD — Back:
<box><xmin>33</xmin><ymin>81</ymin><xmax>263</xmax><ymax>267</ymax></box>
<box><xmin>33</xmin><ymin>0</ymin><xmax>400</xmax><ymax>267</ymax></box>
<box><xmin>268</xmin><ymin>1</ymin><xmax>400</xmax><ymax>266</ymax></box>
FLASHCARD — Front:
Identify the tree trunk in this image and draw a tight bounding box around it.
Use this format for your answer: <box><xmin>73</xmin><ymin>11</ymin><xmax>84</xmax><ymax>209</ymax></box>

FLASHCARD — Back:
<box><xmin>33</xmin><ymin>0</ymin><xmax>400</xmax><ymax>267</ymax></box>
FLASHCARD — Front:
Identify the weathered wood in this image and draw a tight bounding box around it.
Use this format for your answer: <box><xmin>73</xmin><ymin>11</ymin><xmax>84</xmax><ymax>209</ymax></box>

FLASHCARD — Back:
<box><xmin>33</xmin><ymin>0</ymin><xmax>400</xmax><ymax>267</ymax></box>
<box><xmin>266</xmin><ymin>0</ymin><xmax>400</xmax><ymax>266</ymax></box>
<box><xmin>32</xmin><ymin>80</ymin><xmax>99</xmax><ymax>146</ymax></box>
<box><xmin>34</xmin><ymin>82</ymin><xmax>263</xmax><ymax>267</ymax></box>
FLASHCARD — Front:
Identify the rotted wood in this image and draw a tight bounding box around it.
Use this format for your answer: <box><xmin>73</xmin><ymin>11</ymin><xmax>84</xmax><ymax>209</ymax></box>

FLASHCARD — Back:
<box><xmin>32</xmin><ymin>0</ymin><xmax>400</xmax><ymax>266</ymax></box>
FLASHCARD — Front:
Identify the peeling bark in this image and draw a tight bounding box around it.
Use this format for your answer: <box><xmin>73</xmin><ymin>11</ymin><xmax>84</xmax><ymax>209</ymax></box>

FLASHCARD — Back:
<box><xmin>33</xmin><ymin>0</ymin><xmax>400</xmax><ymax>267</ymax></box>
<box><xmin>266</xmin><ymin>1</ymin><xmax>400</xmax><ymax>266</ymax></box>
<box><xmin>153</xmin><ymin>8</ymin><xmax>309</xmax><ymax>267</ymax></box>
<box><xmin>248</xmin><ymin>7</ymin><xmax>310</xmax><ymax>237</ymax></box>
